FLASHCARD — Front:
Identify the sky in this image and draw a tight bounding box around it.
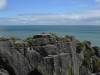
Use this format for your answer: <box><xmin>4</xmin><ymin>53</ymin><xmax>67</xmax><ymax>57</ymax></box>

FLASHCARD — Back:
<box><xmin>0</xmin><ymin>0</ymin><xmax>100</xmax><ymax>25</ymax></box>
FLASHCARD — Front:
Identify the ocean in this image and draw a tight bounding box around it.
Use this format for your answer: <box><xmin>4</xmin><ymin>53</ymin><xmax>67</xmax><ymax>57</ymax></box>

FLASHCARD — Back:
<box><xmin>0</xmin><ymin>25</ymin><xmax>100</xmax><ymax>46</ymax></box>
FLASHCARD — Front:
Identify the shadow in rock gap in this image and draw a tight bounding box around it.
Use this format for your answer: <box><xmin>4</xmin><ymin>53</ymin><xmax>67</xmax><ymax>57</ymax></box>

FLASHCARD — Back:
<box><xmin>28</xmin><ymin>69</ymin><xmax>43</xmax><ymax>75</ymax></box>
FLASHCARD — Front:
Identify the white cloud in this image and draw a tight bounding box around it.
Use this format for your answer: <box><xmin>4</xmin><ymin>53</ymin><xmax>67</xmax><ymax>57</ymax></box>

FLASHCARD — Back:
<box><xmin>0</xmin><ymin>10</ymin><xmax>100</xmax><ymax>25</ymax></box>
<box><xmin>0</xmin><ymin>0</ymin><xmax>6</xmax><ymax>10</ymax></box>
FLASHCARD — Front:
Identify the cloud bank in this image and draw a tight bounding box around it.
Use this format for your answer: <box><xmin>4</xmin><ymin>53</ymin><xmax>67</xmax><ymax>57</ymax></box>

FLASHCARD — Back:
<box><xmin>0</xmin><ymin>0</ymin><xmax>99</xmax><ymax>25</ymax></box>
<box><xmin>0</xmin><ymin>10</ymin><xmax>100</xmax><ymax>25</ymax></box>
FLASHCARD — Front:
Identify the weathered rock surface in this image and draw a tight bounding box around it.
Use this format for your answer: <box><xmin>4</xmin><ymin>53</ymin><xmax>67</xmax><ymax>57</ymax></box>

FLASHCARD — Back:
<box><xmin>0</xmin><ymin>40</ymin><xmax>40</xmax><ymax>75</ymax></box>
<box><xmin>0</xmin><ymin>34</ymin><xmax>100</xmax><ymax>75</ymax></box>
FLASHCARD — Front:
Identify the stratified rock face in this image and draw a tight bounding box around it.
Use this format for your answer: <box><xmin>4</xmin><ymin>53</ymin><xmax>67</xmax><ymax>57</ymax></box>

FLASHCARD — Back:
<box><xmin>38</xmin><ymin>53</ymin><xmax>72</xmax><ymax>75</ymax></box>
<box><xmin>0</xmin><ymin>68</ymin><xmax>9</xmax><ymax>75</ymax></box>
<box><xmin>0</xmin><ymin>34</ymin><xmax>99</xmax><ymax>75</ymax></box>
<box><xmin>0</xmin><ymin>40</ymin><xmax>40</xmax><ymax>75</ymax></box>
<box><xmin>0</xmin><ymin>39</ymin><xmax>79</xmax><ymax>75</ymax></box>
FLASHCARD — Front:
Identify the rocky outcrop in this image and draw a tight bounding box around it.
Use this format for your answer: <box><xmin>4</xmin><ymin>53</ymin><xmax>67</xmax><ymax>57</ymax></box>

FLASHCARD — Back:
<box><xmin>0</xmin><ymin>40</ymin><xmax>40</xmax><ymax>75</ymax></box>
<box><xmin>0</xmin><ymin>33</ymin><xmax>100</xmax><ymax>75</ymax></box>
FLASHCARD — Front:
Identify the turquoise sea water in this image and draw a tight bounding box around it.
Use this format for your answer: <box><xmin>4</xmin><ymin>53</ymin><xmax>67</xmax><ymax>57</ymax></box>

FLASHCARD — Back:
<box><xmin>0</xmin><ymin>25</ymin><xmax>100</xmax><ymax>46</ymax></box>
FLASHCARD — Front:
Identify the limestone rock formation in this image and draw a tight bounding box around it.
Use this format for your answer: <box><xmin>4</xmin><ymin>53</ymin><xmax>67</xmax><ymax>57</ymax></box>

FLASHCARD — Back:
<box><xmin>0</xmin><ymin>33</ymin><xmax>100</xmax><ymax>75</ymax></box>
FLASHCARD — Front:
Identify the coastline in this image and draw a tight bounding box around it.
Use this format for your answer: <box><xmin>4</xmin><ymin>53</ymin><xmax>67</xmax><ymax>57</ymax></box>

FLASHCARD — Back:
<box><xmin>0</xmin><ymin>25</ymin><xmax>100</xmax><ymax>46</ymax></box>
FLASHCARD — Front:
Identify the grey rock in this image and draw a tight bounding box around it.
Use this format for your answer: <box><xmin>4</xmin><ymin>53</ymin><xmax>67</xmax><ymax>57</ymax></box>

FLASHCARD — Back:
<box><xmin>0</xmin><ymin>34</ymin><xmax>99</xmax><ymax>75</ymax></box>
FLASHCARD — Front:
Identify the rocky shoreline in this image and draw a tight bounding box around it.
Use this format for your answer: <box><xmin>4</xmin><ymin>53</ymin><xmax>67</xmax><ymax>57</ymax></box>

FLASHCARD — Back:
<box><xmin>0</xmin><ymin>33</ymin><xmax>100</xmax><ymax>75</ymax></box>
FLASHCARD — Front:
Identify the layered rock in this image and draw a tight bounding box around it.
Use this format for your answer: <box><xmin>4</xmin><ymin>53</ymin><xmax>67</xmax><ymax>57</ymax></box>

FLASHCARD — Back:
<box><xmin>0</xmin><ymin>33</ymin><xmax>99</xmax><ymax>75</ymax></box>
<box><xmin>0</xmin><ymin>40</ymin><xmax>40</xmax><ymax>75</ymax></box>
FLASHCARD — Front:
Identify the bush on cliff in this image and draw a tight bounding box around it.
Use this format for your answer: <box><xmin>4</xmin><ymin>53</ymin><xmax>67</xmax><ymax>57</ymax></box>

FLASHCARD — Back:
<box><xmin>25</xmin><ymin>37</ymin><xmax>33</xmax><ymax>47</ymax></box>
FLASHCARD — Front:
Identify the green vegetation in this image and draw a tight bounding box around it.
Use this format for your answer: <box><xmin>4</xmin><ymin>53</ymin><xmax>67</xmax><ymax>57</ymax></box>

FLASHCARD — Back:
<box><xmin>68</xmin><ymin>65</ymin><xmax>74</xmax><ymax>75</ymax></box>
<box><xmin>49</xmin><ymin>32</ymin><xmax>60</xmax><ymax>41</ymax></box>
<box><xmin>76</xmin><ymin>42</ymin><xmax>85</xmax><ymax>53</ymax></box>
<box><xmin>14</xmin><ymin>43</ymin><xmax>22</xmax><ymax>49</ymax></box>
<box><xmin>76</xmin><ymin>41</ymin><xmax>100</xmax><ymax>73</ymax></box>
<box><xmin>25</xmin><ymin>37</ymin><xmax>33</xmax><ymax>46</ymax></box>
<box><xmin>95</xmin><ymin>59</ymin><xmax>100</xmax><ymax>72</ymax></box>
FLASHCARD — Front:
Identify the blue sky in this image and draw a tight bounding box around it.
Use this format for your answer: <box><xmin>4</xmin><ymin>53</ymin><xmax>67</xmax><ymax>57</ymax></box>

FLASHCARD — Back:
<box><xmin>0</xmin><ymin>0</ymin><xmax>100</xmax><ymax>25</ymax></box>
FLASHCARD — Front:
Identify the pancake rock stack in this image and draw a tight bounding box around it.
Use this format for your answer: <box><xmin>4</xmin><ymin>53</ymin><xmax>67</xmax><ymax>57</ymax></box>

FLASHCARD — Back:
<box><xmin>0</xmin><ymin>33</ymin><xmax>100</xmax><ymax>75</ymax></box>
